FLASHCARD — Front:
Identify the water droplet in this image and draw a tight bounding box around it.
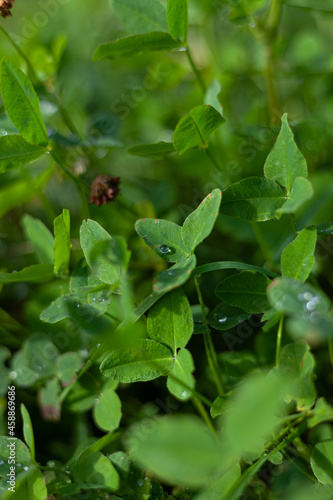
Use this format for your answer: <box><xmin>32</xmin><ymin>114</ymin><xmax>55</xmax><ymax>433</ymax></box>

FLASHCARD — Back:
<box><xmin>16</xmin><ymin>463</ymin><xmax>22</xmax><ymax>468</ymax></box>
<box><xmin>0</xmin><ymin>460</ymin><xmax>4</xmax><ymax>466</ymax></box>
<box><xmin>159</xmin><ymin>245</ymin><xmax>170</xmax><ymax>254</ymax></box>
<box><xmin>306</xmin><ymin>297</ymin><xmax>320</xmax><ymax>311</ymax></box>
<box><xmin>172</xmin><ymin>356</ymin><xmax>176</xmax><ymax>361</ymax></box>
<box><xmin>137</xmin><ymin>479</ymin><xmax>144</xmax><ymax>487</ymax></box>
<box><xmin>218</xmin><ymin>314</ymin><xmax>228</xmax><ymax>323</ymax></box>
<box><xmin>181</xmin><ymin>390</ymin><xmax>189</xmax><ymax>398</ymax></box>
<box><xmin>77</xmin><ymin>303</ymin><xmax>80</xmax><ymax>308</ymax></box>
<box><xmin>9</xmin><ymin>371</ymin><xmax>17</xmax><ymax>379</ymax></box>
<box><xmin>23</xmin><ymin>466</ymin><xmax>29</xmax><ymax>471</ymax></box>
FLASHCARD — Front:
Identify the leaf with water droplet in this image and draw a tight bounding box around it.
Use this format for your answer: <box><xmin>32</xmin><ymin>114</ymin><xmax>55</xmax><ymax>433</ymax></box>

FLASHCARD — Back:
<box><xmin>167</xmin><ymin>348</ymin><xmax>195</xmax><ymax>401</ymax></box>
<box><xmin>153</xmin><ymin>254</ymin><xmax>196</xmax><ymax>293</ymax></box>
<box><xmin>135</xmin><ymin>218</ymin><xmax>189</xmax><ymax>262</ymax></box>
<box><xmin>208</xmin><ymin>303</ymin><xmax>250</xmax><ymax>331</ymax></box>
<box><xmin>264</xmin><ymin>113</ymin><xmax>308</xmax><ymax>194</ymax></box>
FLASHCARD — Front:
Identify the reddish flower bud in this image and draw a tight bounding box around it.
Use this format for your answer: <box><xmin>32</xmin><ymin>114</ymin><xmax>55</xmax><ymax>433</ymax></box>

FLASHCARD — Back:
<box><xmin>0</xmin><ymin>0</ymin><xmax>15</xmax><ymax>18</ymax></box>
<box><xmin>89</xmin><ymin>175</ymin><xmax>121</xmax><ymax>206</ymax></box>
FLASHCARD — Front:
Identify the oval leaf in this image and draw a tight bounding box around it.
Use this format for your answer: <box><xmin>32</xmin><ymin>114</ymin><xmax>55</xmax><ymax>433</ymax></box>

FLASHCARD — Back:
<box><xmin>167</xmin><ymin>348</ymin><xmax>195</xmax><ymax>401</ymax></box>
<box><xmin>281</xmin><ymin>226</ymin><xmax>317</xmax><ymax>282</ymax></box>
<box><xmin>311</xmin><ymin>441</ymin><xmax>333</xmax><ymax>486</ymax></box>
<box><xmin>93</xmin><ymin>384</ymin><xmax>122</xmax><ymax>432</ymax></box>
<box><xmin>0</xmin><ymin>134</ymin><xmax>47</xmax><ymax>173</ymax></box>
<box><xmin>153</xmin><ymin>254</ymin><xmax>197</xmax><ymax>293</ymax></box>
<box><xmin>111</xmin><ymin>0</ymin><xmax>168</xmax><ymax>34</ymax></box>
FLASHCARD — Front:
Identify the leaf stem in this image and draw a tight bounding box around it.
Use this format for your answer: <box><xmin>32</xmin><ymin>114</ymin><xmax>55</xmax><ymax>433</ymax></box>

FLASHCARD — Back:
<box><xmin>250</xmin><ymin>222</ymin><xmax>275</xmax><ymax>269</ymax></box>
<box><xmin>266</xmin><ymin>0</ymin><xmax>284</xmax><ymax>36</ymax></box>
<box><xmin>191</xmin><ymin>396</ymin><xmax>217</xmax><ymax>438</ymax></box>
<box><xmin>205</xmin><ymin>148</ymin><xmax>222</xmax><ymax>173</ymax></box>
<box><xmin>185</xmin><ymin>46</ymin><xmax>206</xmax><ymax>94</ymax></box>
<box><xmin>194</xmin><ymin>275</ymin><xmax>224</xmax><ymax>395</ymax></box>
<box><xmin>0</xmin><ymin>26</ymin><xmax>38</xmax><ymax>81</ymax></box>
<box><xmin>275</xmin><ymin>314</ymin><xmax>284</xmax><ymax>367</ymax></box>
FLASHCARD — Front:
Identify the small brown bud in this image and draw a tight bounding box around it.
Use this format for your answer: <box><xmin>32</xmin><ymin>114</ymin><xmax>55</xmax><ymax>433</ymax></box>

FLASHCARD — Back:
<box><xmin>89</xmin><ymin>175</ymin><xmax>121</xmax><ymax>206</ymax></box>
<box><xmin>0</xmin><ymin>0</ymin><xmax>15</xmax><ymax>18</ymax></box>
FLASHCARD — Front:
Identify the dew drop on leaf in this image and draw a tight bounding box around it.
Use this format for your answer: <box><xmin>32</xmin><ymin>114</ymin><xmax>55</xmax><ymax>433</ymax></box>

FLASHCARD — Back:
<box><xmin>159</xmin><ymin>245</ymin><xmax>170</xmax><ymax>254</ymax></box>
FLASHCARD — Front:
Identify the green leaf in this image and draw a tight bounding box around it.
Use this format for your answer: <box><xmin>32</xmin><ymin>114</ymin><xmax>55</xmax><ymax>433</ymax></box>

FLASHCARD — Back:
<box><xmin>311</xmin><ymin>441</ymin><xmax>333</xmax><ymax>485</ymax></box>
<box><xmin>167</xmin><ymin>348</ymin><xmax>195</xmax><ymax>401</ymax></box>
<box><xmin>147</xmin><ymin>288</ymin><xmax>193</xmax><ymax>353</ymax></box>
<box><xmin>0</xmin><ymin>436</ymin><xmax>31</xmax><ymax>464</ymax></box>
<box><xmin>208</xmin><ymin>303</ymin><xmax>250</xmax><ymax>331</ymax></box>
<box><xmin>53</xmin><ymin>209</ymin><xmax>72</xmax><ymax>277</ymax></box>
<box><xmin>316</xmin><ymin>223</ymin><xmax>333</xmax><ymax>235</ymax></box>
<box><xmin>195</xmin><ymin>463</ymin><xmax>241</xmax><ymax>500</ymax></box>
<box><xmin>221</xmin><ymin>373</ymin><xmax>288</xmax><ymax>458</ymax></box>
<box><xmin>1</xmin><ymin>58</ymin><xmax>49</xmax><ymax>146</ymax></box>
<box><xmin>153</xmin><ymin>254</ymin><xmax>197</xmax><ymax>293</ymax></box>
<box><xmin>210</xmin><ymin>394</ymin><xmax>229</xmax><ymax>419</ymax></box>
<box><xmin>128</xmin><ymin>414</ymin><xmax>222</xmax><ymax>488</ymax></box>
<box><xmin>0</xmin><ymin>264</ymin><xmax>54</xmax><ymax>284</ymax></box>
<box><xmin>40</xmin><ymin>295</ymin><xmax>109</xmax><ymax>324</ymax></box>
<box><xmin>182</xmin><ymin>189</ymin><xmax>222</xmax><ymax>253</ymax></box>
<box><xmin>135</xmin><ymin>218</ymin><xmax>189</xmax><ymax>263</ymax></box>
<box><xmin>277</xmin><ymin>177</ymin><xmax>313</xmax><ymax>214</ymax></box>
<box><xmin>57</xmin><ymin>352</ymin><xmax>82</xmax><ymax>387</ymax></box>
<box><xmin>281</xmin><ymin>226</ymin><xmax>317</xmax><ymax>282</ymax></box>
<box><xmin>80</xmin><ymin>219</ymin><xmax>130</xmax><ymax>284</ymax></box>
<box><xmin>167</xmin><ymin>0</ymin><xmax>188</xmax><ymax>40</ymax></box>
<box><xmin>204</xmin><ymin>79</ymin><xmax>223</xmax><ymax>115</ymax></box>
<box><xmin>73</xmin><ymin>452</ymin><xmax>119</xmax><ymax>490</ymax></box>
<box><xmin>173</xmin><ymin>105</ymin><xmax>225</xmax><ymax>155</ymax></box>
<box><xmin>6</xmin><ymin>468</ymin><xmax>48</xmax><ymax>500</ymax></box>
<box><xmin>0</xmin><ymin>134</ymin><xmax>47</xmax><ymax>173</ymax></box>
<box><xmin>22</xmin><ymin>215</ymin><xmax>54</xmax><ymax>264</ymax></box>
<box><xmin>111</xmin><ymin>0</ymin><xmax>168</xmax><ymax>35</ymax></box>
<box><xmin>267</xmin><ymin>278</ymin><xmax>331</xmax><ymax>316</ymax></box>
<box><xmin>24</xmin><ymin>334</ymin><xmax>58</xmax><ymax>378</ymax></box>
<box><xmin>264</xmin><ymin>113</ymin><xmax>308</xmax><ymax>194</ymax></box>
<box><xmin>100</xmin><ymin>339</ymin><xmax>174</xmax><ymax>383</ymax></box>
<box><xmin>215</xmin><ymin>271</ymin><xmax>271</xmax><ymax>314</ymax></box>
<box><xmin>20</xmin><ymin>404</ymin><xmax>36</xmax><ymax>464</ymax></box>
<box><xmin>276</xmin><ymin>340</ymin><xmax>316</xmax><ymax>410</ymax></box>
<box><xmin>128</xmin><ymin>141</ymin><xmax>175</xmax><ymax>159</ymax></box>
<box><xmin>308</xmin><ymin>399</ymin><xmax>333</xmax><ymax>429</ymax></box>
<box><xmin>93</xmin><ymin>384</ymin><xmax>122</xmax><ymax>432</ymax></box>
<box><xmin>221</xmin><ymin>177</ymin><xmax>286</xmax><ymax>221</ymax></box>
<box><xmin>93</xmin><ymin>32</ymin><xmax>182</xmax><ymax>61</ymax></box>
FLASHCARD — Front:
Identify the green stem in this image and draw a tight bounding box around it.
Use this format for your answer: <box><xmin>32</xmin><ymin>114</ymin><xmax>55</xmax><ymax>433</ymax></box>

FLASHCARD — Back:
<box><xmin>0</xmin><ymin>26</ymin><xmax>38</xmax><ymax>81</ymax></box>
<box><xmin>266</xmin><ymin>0</ymin><xmax>284</xmax><ymax>36</ymax></box>
<box><xmin>250</xmin><ymin>222</ymin><xmax>275</xmax><ymax>268</ymax></box>
<box><xmin>191</xmin><ymin>396</ymin><xmax>217</xmax><ymax>438</ymax></box>
<box><xmin>205</xmin><ymin>148</ymin><xmax>222</xmax><ymax>173</ymax></box>
<box><xmin>275</xmin><ymin>314</ymin><xmax>284</xmax><ymax>367</ymax></box>
<box><xmin>185</xmin><ymin>46</ymin><xmax>206</xmax><ymax>94</ymax></box>
<box><xmin>194</xmin><ymin>276</ymin><xmax>224</xmax><ymax>395</ymax></box>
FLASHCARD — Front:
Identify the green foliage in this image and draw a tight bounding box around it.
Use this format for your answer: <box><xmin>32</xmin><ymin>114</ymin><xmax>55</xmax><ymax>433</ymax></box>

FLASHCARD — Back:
<box><xmin>0</xmin><ymin>1</ymin><xmax>333</xmax><ymax>498</ymax></box>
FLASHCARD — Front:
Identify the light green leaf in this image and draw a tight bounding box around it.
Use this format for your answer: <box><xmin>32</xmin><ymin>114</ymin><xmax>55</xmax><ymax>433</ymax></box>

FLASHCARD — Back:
<box><xmin>1</xmin><ymin>58</ymin><xmax>48</xmax><ymax>146</ymax></box>
<box><xmin>93</xmin><ymin>32</ymin><xmax>181</xmax><ymax>61</ymax></box>
<box><xmin>208</xmin><ymin>303</ymin><xmax>250</xmax><ymax>331</ymax></box>
<box><xmin>135</xmin><ymin>218</ymin><xmax>189</xmax><ymax>263</ymax></box>
<box><xmin>73</xmin><ymin>452</ymin><xmax>119</xmax><ymax>490</ymax></box>
<box><xmin>80</xmin><ymin>219</ymin><xmax>130</xmax><ymax>284</ymax></box>
<box><xmin>57</xmin><ymin>352</ymin><xmax>82</xmax><ymax>387</ymax></box>
<box><xmin>195</xmin><ymin>463</ymin><xmax>241</xmax><ymax>500</ymax></box>
<box><xmin>128</xmin><ymin>414</ymin><xmax>222</xmax><ymax>488</ymax></box>
<box><xmin>93</xmin><ymin>384</ymin><xmax>122</xmax><ymax>432</ymax></box>
<box><xmin>277</xmin><ymin>177</ymin><xmax>313</xmax><ymax>214</ymax></box>
<box><xmin>0</xmin><ymin>134</ymin><xmax>47</xmax><ymax>173</ymax></box>
<box><xmin>5</xmin><ymin>468</ymin><xmax>48</xmax><ymax>500</ymax></box>
<box><xmin>221</xmin><ymin>177</ymin><xmax>286</xmax><ymax>221</ymax></box>
<box><xmin>22</xmin><ymin>214</ymin><xmax>54</xmax><ymax>264</ymax></box>
<box><xmin>173</xmin><ymin>105</ymin><xmax>225</xmax><ymax>155</ymax></box>
<box><xmin>311</xmin><ymin>441</ymin><xmax>333</xmax><ymax>485</ymax></box>
<box><xmin>100</xmin><ymin>339</ymin><xmax>174</xmax><ymax>383</ymax></box>
<box><xmin>182</xmin><ymin>189</ymin><xmax>222</xmax><ymax>253</ymax></box>
<box><xmin>281</xmin><ymin>226</ymin><xmax>317</xmax><ymax>282</ymax></box>
<box><xmin>20</xmin><ymin>404</ymin><xmax>35</xmax><ymax>464</ymax></box>
<box><xmin>277</xmin><ymin>340</ymin><xmax>316</xmax><ymax>410</ymax></box>
<box><xmin>128</xmin><ymin>141</ymin><xmax>175</xmax><ymax>159</ymax></box>
<box><xmin>221</xmin><ymin>373</ymin><xmax>288</xmax><ymax>458</ymax></box>
<box><xmin>40</xmin><ymin>295</ymin><xmax>109</xmax><ymax>324</ymax></box>
<box><xmin>153</xmin><ymin>254</ymin><xmax>197</xmax><ymax>293</ymax></box>
<box><xmin>0</xmin><ymin>436</ymin><xmax>31</xmax><ymax>464</ymax></box>
<box><xmin>147</xmin><ymin>288</ymin><xmax>193</xmax><ymax>353</ymax></box>
<box><xmin>24</xmin><ymin>334</ymin><xmax>58</xmax><ymax>378</ymax></box>
<box><xmin>308</xmin><ymin>399</ymin><xmax>333</xmax><ymax>429</ymax></box>
<box><xmin>111</xmin><ymin>0</ymin><xmax>168</xmax><ymax>34</ymax></box>
<box><xmin>204</xmin><ymin>79</ymin><xmax>223</xmax><ymax>115</ymax></box>
<box><xmin>53</xmin><ymin>209</ymin><xmax>71</xmax><ymax>277</ymax></box>
<box><xmin>167</xmin><ymin>348</ymin><xmax>195</xmax><ymax>401</ymax></box>
<box><xmin>215</xmin><ymin>271</ymin><xmax>271</xmax><ymax>314</ymax></box>
<box><xmin>167</xmin><ymin>0</ymin><xmax>188</xmax><ymax>40</ymax></box>
<box><xmin>264</xmin><ymin>113</ymin><xmax>308</xmax><ymax>194</ymax></box>
<box><xmin>0</xmin><ymin>264</ymin><xmax>54</xmax><ymax>284</ymax></box>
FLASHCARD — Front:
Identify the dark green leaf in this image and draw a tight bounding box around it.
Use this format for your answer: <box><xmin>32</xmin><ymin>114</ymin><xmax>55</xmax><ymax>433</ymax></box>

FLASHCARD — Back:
<box><xmin>264</xmin><ymin>113</ymin><xmax>308</xmax><ymax>194</ymax></box>
<box><xmin>153</xmin><ymin>254</ymin><xmax>197</xmax><ymax>293</ymax></box>
<box><xmin>147</xmin><ymin>288</ymin><xmax>193</xmax><ymax>353</ymax></box>
<box><xmin>1</xmin><ymin>58</ymin><xmax>49</xmax><ymax>146</ymax></box>
<box><xmin>208</xmin><ymin>303</ymin><xmax>250</xmax><ymax>330</ymax></box>
<box><xmin>73</xmin><ymin>452</ymin><xmax>119</xmax><ymax>490</ymax></box>
<box><xmin>53</xmin><ymin>209</ymin><xmax>71</xmax><ymax>277</ymax></box>
<box><xmin>167</xmin><ymin>0</ymin><xmax>188</xmax><ymax>40</ymax></box>
<box><xmin>128</xmin><ymin>141</ymin><xmax>175</xmax><ymax>159</ymax></box>
<box><xmin>100</xmin><ymin>339</ymin><xmax>174</xmax><ymax>383</ymax></box>
<box><xmin>221</xmin><ymin>177</ymin><xmax>286</xmax><ymax>221</ymax></box>
<box><xmin>20</xmin><ymin>404</ymin><xmax>35</xmax><ymax>464</ymax></box>
<box><xmin>182</xmin><ymin>189</ymin><xmax>222</xmax><ymax>253</ymax></box>
<box><xmin>281</xmin><ymin>226</ymin><xmax>317</xmax><ymax>281</ymax></box>
<box><xmin>173</xmin><ymin>105</ymin><xmax>225</xmax><ymax>155</ymax></box>
<box><xmin>93</xmin><ymin>32</ymin><xmax>182</xmax><ymax>61</ymax></box>
<box><xmin>215</xmin><ymin>271</ymin><xmax>271</xmax><ymax>314</ymax></box>
<box><xmin>0</xmin><ymin>134</ymin><xmax>47</xmax><ymax>173</ymax></box>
